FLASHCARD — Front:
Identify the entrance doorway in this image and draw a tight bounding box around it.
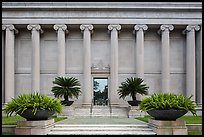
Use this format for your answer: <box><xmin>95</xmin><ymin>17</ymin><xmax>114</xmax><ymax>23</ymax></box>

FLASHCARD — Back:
<box><xmin>93</xmin><ymin>78</ymin><xmax>108</xmax><ymax>106</ymax></box>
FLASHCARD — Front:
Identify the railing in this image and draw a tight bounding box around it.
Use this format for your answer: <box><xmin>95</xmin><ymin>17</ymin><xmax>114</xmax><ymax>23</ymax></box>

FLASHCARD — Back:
<box><xmin>90</xmin><ymin>98</ymin><xmax>94</xmax><ymax>116</ymax></box>
<box><xmin>90</xmin><ymin>98</ymin><xmax>112</xmax><ymax>117</ymax></box>
<box><xmin>106</xmin><ymin>98</ymin><xmax>112</xmax><ymax>116</ymax></box>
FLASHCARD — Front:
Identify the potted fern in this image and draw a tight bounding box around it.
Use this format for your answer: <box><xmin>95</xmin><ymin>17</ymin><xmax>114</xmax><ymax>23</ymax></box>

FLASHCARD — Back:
<box><xmin>51</xmin><ymin>76</ymin><xmax>81</xmax><ymax>106</ymax></box>
<box><xmin>118</xmin><ymin>77</ymin><xmax>149</xmax><ymax>106</ymax></box>
<box><xmin>139</xmin><ymin>93</ymin><xmax>197</xmax><ymax>120</ymax></box>
<box><xmin>3</xmin><ymin>92</ymin><xmax>62</xmax><ymax>121</ymax></box>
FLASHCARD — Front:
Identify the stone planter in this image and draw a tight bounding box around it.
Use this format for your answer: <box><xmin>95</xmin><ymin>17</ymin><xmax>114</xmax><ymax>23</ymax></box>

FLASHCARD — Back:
<box><xmin>148</xmin><ymin>118</ymin><xmax>188</xmax><ymax>135</ymax></box>
<box><xmin>18</xmin><ymin>109</ymin><xmax>55</xmax><ymax>121</ymax></box>
<box><xmin>147</xmin><ymin>109</ymin><xmax>188</xmax><ymax>120</ymax></box>
<box><xmin>15</xmin><ymin>119</ymin><xmax>55</xmax><ymax>135</ymax></box>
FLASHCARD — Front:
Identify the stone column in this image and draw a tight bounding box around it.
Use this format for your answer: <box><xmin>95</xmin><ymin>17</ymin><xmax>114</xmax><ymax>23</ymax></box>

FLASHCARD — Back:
<box><xmin>159</xmin><ymin>25</ymin><xmax>174</xmax><ymax>92</ymax></box>
<box><xmin>27</xmin><ymin>24</ymin><xmax>43</xmax><ymax>92</ymax></box>
<box><xmin>108</xmin><ymin>24</ymin><xmax>121</xmax><ymax>106</ymax></box>
<box><xmin>53</xmin><ymin>24</ymin><xmax>68</xmax><ymax>76</ymax></box>
<box><xmin>134</xmin><ymin>24</ymin><xmax>148</xmax><ymax>79</ymax></box>
<box><xmin>2</xmin><ymin>30</ymin><xmax>5</xmax><ymax>104</ymax></box>
<box><xmin>196</xmin><ymin>25</ymin><xmax>202</xmax><ymax>106</ymax></box>
<box><xmin>80</xmin><ymin>24</ymin><xmax>93</xmax><ymax>107</ymax></box>
<box><xmin>2</xmin><ymin>25</ymin><xmax>18</xmax><ymax>103</ymax></box>
<box><xmin>182</xmin><ymin>25</ymin><xmax>200</xmax><ymax>101</ymax></box>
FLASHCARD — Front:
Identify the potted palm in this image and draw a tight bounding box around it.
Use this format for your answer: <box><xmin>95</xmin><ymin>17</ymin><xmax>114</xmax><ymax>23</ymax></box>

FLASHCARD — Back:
<box><xmin>3</xmin><ymin>92</ymin><xmax>62</xmax><ymax>121</ymax></box>
<box><xmin>51</xmin><ymin>76</ymin><xmax>81</xmax><ymax>106</ymax></box>
<box><xmin>118</xmin><ymin>77</ymin><xmax>149</xmax><ymax>106</ymax></box>
<box><xmin>139</xmin><ymin>93</ymin><xmax>197</xmax><ymax>120</ymax></box>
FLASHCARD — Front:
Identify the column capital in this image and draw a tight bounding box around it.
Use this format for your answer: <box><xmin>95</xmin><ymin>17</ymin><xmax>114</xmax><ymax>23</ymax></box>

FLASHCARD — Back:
<box><xmin>182</xmin><ymin>24</ymin><xmax>200</xmax><ymax>34</ymax></box>
<box><xmin>134</xmin><ymin>24</ymin><xmax>148</xmax><ymax>31</ymax></box>
<box><xmin>53</xmin><ymin>24</ymin><xmax>68</xmax><ymax>34</ymax></box>
<box><xmin>2</xmin><ymin>24</ymin><xmax>18</xmax><ymax>34</ymax></box>
<box><xmin>158</xmin><ymin>24</ymin><xmax>174</xmax><ymax>35</ymax></box>
<box><xmin>108</xmin><ymin>24</ymin><xmax>121</xmax><ymax>31</ymax></box>
<box><xmin>133</xmin><ymin>24</ymin><xmax>148</xmax><ymax>34</ymax></box>
<box><xmin>27</xmin><ymin>24</ymin><xmax>43</xmax><ymax>34</ymax></box>
<box><xmin>80</xmin><ymin>24</ymin><xmax>93</xmax><ymax>31</ymax></box>
<box><xmin>160</xmin><ymin>24</ymin><xmax>174</xmax><ymax>31</ymax></box>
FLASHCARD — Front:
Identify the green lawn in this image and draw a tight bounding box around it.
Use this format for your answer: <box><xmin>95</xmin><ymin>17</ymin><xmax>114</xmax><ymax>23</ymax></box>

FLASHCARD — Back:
<box><xmin>188</xmin><ymin>131</ymin><xmax>202</xmax><ymax>135</ymax></box>
<box><xmin>135</xmin><ymin>115</ymin><xmax>202</xmax><ymax>124</ymax></box>
<box><xmin>2</xmin><ymin>115</ymin><xmax>67</xmax><ymax>125</ymax></box>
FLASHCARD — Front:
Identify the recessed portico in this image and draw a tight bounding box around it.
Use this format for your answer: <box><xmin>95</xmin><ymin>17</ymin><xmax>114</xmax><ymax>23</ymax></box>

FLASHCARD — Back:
<box><xmin>2</xmin><ymin>2</ymin><xmax>202</xmax><ymax>111</ymax></box>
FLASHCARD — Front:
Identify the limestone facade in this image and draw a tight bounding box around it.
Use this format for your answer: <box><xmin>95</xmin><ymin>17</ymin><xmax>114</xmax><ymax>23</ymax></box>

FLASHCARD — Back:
<box><xmin>2</xmin><ymin>2</ymin><xmax>202</xmax><ymax>107</ymax></box>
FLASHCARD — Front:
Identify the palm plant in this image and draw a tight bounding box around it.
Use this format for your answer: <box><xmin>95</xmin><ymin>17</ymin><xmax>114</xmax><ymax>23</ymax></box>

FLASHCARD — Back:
<box><xmin>118</xmin><ymin>77</ymin><xmax>149</xmax><ymax>106</ymax></box>
<box><xmin>51</xmin><ymin>76</ymin><xmax>81</xmax><ymax>106</ymax></box>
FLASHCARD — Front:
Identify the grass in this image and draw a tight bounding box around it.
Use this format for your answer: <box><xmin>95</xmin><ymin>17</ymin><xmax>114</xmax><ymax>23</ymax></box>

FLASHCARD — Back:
<box><xmin>135</xmin><ymin>115</ymin><xmax>202</xmax><ymax>124</ymax></box>
<box><xmin>178</xmin><ymin>116</ymin><xmax>202</xmax><ymax>124</ymax></box>
<box><xmin>2</xmin><ymin>115</ymin><xmax>67</xmax><ymax>125</ymax></box>
<box><xmin>2</xmin><ymin>115</ymin><xmax>26</xmax><ymax>125</ymax></box>
<box><xmin>2</xmin><ymin>132</ymin><xmax>15</xmax><ymax>135</ymax></box>
<box><xmin>188</xmin><ymin>131</ymin><xmax>202</xmax><ymax>135</ymax></box>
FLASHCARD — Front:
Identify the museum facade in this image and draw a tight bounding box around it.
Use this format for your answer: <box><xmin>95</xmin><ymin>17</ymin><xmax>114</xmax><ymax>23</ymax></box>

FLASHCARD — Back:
<box><xmin>2</xmin><ymin>2</ymin><xmax>202</xmax><ymax>108</ymax></box>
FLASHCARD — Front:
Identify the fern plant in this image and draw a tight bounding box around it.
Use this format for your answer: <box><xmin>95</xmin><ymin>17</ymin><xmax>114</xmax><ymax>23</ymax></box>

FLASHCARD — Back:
<box><xmin>3</xmin><ymin>92</ymin><xmax>62</xmax><ymax>117</ymax></box>
<box><xmin>139</xmin><ymin>93</ymin><xmax>197</xmax><ymax>116</ymax></box>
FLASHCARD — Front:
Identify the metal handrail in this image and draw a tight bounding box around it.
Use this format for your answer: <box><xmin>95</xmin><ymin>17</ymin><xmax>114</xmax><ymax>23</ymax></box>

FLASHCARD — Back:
<box><xmin>106</xmin><ymin>98</ymin><xmax>112</xmax><ymax>115</ymax></box>
<box><xmin>90</xmin><ymin>98</ymin><xmax>94</xmax><ymax>115</ymax></box>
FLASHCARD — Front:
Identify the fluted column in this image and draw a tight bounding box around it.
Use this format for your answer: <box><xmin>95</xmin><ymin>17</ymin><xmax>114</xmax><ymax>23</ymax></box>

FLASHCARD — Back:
<box><xmin>2</xmin><ymin>30</ymin><xmax>5</xmax><ymax>103</ymax></box>
<box><xmin>196</xmin><ymin>25</ymin><xmax>202</xmax><ymax>105</ymax></box>
<box><xmin>53</xmin><ymin>24</ymin><xmax>68</xmax><ymax>76</ymax></box>
<box><xmin>134</xmin><ymin>24</ymin><xmax>148</xmax><ymax>79</ymax></box>
<box><xmin>80</xmin><ymin>24</ymin><xmax>93</xmax><ymax>107</ymax></box>
<box><xmin>27</xmin><ymin>24</ymin><xmax>43</xmax><ymax>92</ymax></box>
<box><xmin>108</xmin><ymin>24</ymin><xmax>121</xmax><ymax>106</ymax></box>
<box><xmin>2</xmin><ymin>25</ymin><xmax>18</xmax><ymax>102</ymax></box>
<box><xmin>159</xmin><ymin>25</ymin><xmax>174</xmax><ymax>92</ymax></box>
<box><xmin>183</xmin><ymin>24</ymin><xmax>200</xmax><ymax>101</ymax></box>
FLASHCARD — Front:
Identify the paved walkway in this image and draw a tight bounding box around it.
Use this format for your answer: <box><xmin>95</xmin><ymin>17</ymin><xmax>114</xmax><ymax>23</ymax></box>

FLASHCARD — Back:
<box><xmin>56</xmin><ymin>116</ymin><xmax>147</xmax><ymax>125</ymax></box>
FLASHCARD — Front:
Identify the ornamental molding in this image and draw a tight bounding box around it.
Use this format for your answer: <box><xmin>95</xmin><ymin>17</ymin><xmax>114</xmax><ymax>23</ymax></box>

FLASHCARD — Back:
<box><xmin>91</xmin><ymin>59</ymin><xmax>110</xmax><ymax>74</ymax></box>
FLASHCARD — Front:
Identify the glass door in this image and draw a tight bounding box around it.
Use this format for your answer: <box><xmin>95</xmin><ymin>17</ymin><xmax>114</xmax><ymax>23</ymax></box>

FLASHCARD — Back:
<box><xmin>93</xmin><ymin>78</ymin><xmax>108</xmax><ymax>106</ymax></box>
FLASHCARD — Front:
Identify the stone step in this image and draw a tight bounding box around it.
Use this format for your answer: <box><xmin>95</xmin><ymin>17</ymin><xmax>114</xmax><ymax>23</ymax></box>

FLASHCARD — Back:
<box><xmin>48</xmin><ymin>124</ymin><xmax>156</xmax><ymax>135</ymax></box>
<box><xmin>48</xmin><ymin>130</ymin><xmax>156</xmax><ymax>135</ymax></box>
<box><xmin>54</xmin><ymin>124</ymin><xmax>150</xmax><ymax>128</ymax></box>
<box><xmin>72</xmin><ymin>106</ymin><xmax>128</xmax><ymax>117</ymax></box>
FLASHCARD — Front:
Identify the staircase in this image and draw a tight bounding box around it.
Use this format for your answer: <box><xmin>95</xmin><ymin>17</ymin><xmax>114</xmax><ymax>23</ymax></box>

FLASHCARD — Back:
<box><xmin>73</xmin><ymin>106</ymin><xmax>128</xmax><ymax>117</ymax></box>
<box><xmin>50</xmin><ymin>106</ymin><xmax>156</xmax><ymax>135</ymax></box>
<box><xmin>48</xmin><ymin>123</ymin><xmax>156</xmax><ymax>135</ymax></box>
